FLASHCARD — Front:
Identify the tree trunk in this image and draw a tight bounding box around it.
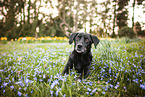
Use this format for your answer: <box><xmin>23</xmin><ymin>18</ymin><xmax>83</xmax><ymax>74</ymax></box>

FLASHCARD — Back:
<box><xmin>112</xmin><ymin>0</ymin><xmax>117</xmax><ymax>38</ymax></box>
<box><xmin>132</xmin><ymin>0</ymin><xmax>135</xmax><ymax>29</ymax></box>
<box><xmin>27</xmin><ymin>0</ymin><xmax>31</xmax><ymax>24</ymax></box>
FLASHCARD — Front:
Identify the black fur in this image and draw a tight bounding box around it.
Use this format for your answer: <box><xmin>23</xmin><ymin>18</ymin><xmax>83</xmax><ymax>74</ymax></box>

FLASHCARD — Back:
<box><xmin>62</xmin><ymin>33</ymin><xmax>99</xmax><ymax>79</ymax></box>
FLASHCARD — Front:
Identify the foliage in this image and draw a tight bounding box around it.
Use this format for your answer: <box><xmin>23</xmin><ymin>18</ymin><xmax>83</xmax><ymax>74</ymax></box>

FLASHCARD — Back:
<box><xmin>0</xmin><ymin>38</ymin><xmax>145</xmax><ymax>97</ymax></box>
<box><xmin>135</xmin><ymin>22</ymin><xmax>142</xmax><ymax>34</ymax></box>
<box><xmin>0</xmin><ymin>0</ymin><xmax>24</xmax><ymax>39</ymax></box>
<box><xmin>118</xmin><ymin>26</ymin><xmax>136</xmax><ymax>38</ymax></box>
<box><xmin>116</xmin><ymin>0</ymin><xmax>129</xmax><ymax>29</ymax></box>
<box><xmin>117</xmin><ymin>0</ymin><xmax>129</xmax><ymax>10</ymax></box>
<box><xmin>134</xmin><ymin>22</ymin><xmax>145</xmax><ymax>36</ymax></box>
<box><xmin>116</xmin><ymin>11</ymin><xmax>128</xmax><ymax>29</ymax></box>
<box><xmin>1</xmin><ymin>0</ymin><xmax>144</xmax><ymax>39</ymax></box>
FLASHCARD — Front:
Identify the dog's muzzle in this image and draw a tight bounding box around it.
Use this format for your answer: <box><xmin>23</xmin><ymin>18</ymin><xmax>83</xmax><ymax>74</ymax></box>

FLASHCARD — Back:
<box><xmin>75</xmin><ymin>44</ymin><xmax>85</xmax><ymax>53</ymax></box>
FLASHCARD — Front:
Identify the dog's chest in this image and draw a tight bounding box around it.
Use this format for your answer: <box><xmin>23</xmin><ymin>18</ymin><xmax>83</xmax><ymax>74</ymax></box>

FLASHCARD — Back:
<box><xmin>74</xmin><ymin>55</ymin><xmax>91</xmax><ymax>70</ymax></box>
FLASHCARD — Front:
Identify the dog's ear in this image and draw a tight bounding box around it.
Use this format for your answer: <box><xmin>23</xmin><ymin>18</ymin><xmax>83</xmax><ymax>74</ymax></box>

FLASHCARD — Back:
<box><xmin>90</xmin><ymin>35</ymin><xmax>100</xmax><ymax>48</ymax></box>
<box><xmin>69</xmin><ymin>33</ymin><xmax>78</xmax><ymax>44</ymax></box>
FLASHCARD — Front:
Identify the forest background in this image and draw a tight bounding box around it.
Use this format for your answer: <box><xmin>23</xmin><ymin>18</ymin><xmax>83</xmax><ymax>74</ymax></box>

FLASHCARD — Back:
<box><xmin>0</xmin><ymin>0</ymin><xmax>145</xmax><ymax>40</ymax></box>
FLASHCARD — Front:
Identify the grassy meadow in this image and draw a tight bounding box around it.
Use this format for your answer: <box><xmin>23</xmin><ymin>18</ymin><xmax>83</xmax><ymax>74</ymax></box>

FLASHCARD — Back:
<box><xmin>0</xmin><ymin>38</ymin><xmax>145</xmax><ymax>97</ymax></box>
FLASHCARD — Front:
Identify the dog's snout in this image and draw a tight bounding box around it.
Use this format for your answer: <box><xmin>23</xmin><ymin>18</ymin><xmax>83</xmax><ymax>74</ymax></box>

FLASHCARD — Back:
<box><xmin>76</xmin><ymin>44</ymin><xmax>85</xmax><ymax>53</ymax></box>
<box><xmin>77</xmin><ymin>44</ymin><xmax>83</xmax><ymax>48</ymax></box>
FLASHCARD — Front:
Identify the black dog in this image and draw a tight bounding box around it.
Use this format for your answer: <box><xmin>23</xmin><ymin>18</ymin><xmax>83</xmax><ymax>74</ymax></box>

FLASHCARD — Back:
<box><xmin>62</xmin><ymin>33</ymin><xmax>99</xmax><ymax>79</ymax></box>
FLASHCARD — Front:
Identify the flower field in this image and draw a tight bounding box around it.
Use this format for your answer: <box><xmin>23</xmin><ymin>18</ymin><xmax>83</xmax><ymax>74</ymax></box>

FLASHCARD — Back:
<box><xmin>0</xmin><ymin>38</ymin><xmax>145</xmax><ymax>97</ymax></box>
<box><xmin>0</xmin><ymin>36</ymin><xmax>68</xmax><ymax>44</ymax></box>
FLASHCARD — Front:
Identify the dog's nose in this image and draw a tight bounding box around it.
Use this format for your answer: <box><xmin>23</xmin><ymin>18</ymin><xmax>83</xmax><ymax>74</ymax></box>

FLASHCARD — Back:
<box><xmin>77</xmin><ymin>44</ymin><xmax>83</xmax><ymax>49</ymax></box>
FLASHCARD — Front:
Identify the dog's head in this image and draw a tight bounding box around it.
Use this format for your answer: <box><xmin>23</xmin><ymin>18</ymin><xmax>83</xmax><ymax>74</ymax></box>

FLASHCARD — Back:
<box><xmin>69</xmin><ymin>33</ymin><xmax>99</xmax><ymax>54</ymax></box>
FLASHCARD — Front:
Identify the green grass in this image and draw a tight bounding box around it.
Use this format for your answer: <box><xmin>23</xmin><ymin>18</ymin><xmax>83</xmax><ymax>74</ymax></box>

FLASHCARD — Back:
<box><xmin>0</xmin><ymin>38</ymin><xmax>145</xmax><ymax>97</ymax></box>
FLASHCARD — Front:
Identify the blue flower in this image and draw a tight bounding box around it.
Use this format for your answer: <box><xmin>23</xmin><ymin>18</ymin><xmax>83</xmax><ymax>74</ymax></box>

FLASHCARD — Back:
<box><xmin>3</xmin><ymin>89</ymin><xmax>5</xmax><ymax>93</ymax></box>
<box><xmin>0</xmin><ymin>77</ymin><xmax>2</xmax><ymax>83</ymax></box>
<box><xmin>43</xmin><ymin>74</ymin><xmax>46</xmax><ymax>78</ymax></box>
<box><xmin>140</xmin><ymin>84</ymin><xmax>145</xmax><ymax>90</ymax></box>
<box><xmin>135</xmin><ymin>53</ymin><xmax>138</xmax><ymax>57</ymax></box>
<box><xmin>140</xmin><ymin>55</ymin><xmax>143</xmax><ymax>58</ymax></box>
<box><xmin>12</xmin><ymin>77</ymin><xmax>15</xmax><ymax>81</ymax></box>
<box><xmin>3</xmin><ymin>82</ymin><xmax>8</xmax><ymax>87</ymax></box>
<box><xmin>92</xmin><ymin>88</ymin><xmax>97</xmax><ymax>93</ymax></box>
<box><xmin>133</xmin><ymin>78</ymin><xmax>139</xmax><ymax>83</ymax></box>
<box><xmin>25</xmin><ymin>93</ymin><xmax>29</xmax><ymax>97</ymax></box>
<box><xmin>70</xmin><ymin>71</ymin><xmax>75</xmax><ymax>75</ymax></box>
<box><xmin>10</xmin><ymin>85</ymin><xmax>14</xmax><ymax>89</ymax></box>
<box><xmin>124</xmin><ymin>86</ymin><xmax>126</xmax><ymax>90</ymax></box>
<box><xmin>0</xmin><ymin>70</ymin><xmax>4</xmax><ymax>72</ymax></box>
<box><xmin>18</xmin><ymin>91</ymin><xmax>22</xmax><ymax>97</ymax></box>
<box><xmin>114</xmin><ymin>85</ymin><xmax>119</xmax><ymax>89</ymax></box>
<box><xmin>24</xmin><ymin>77</ymin><xmax>34</xmax><ymax>84</ymax></box>
<box><xmin>109</xmin><ymin>68</ymin><xmax>111</xmax><ymax>74</ymax></box>
<box><xmin>125</xmin><ymin>70</ymin><xmax>127</xmax><ymax>73</ymax></box>
<box><xmin>121</xmin><ymin>59</ymin><xmax>123</xmax><ymax>62</ymax></box>
<box><xmin>24</xmin><ymin>87</ymin><xmax>27</xmax><ymax>91</ymax></box>
<box><xmin>105</xmin><ymin>82</ymin><xmax>108</xmax><ymax>84</ymax></box>
<box><xmin>102</xmin><ymin>91</ymin><xmax>106</xmax><ymax>94</ymax></box>
<box><xmin>19</xmin><ymin>88</ymin><xmax>22</xmax><ymax>90</ymax></box>
<box><xmin>110</xmin><ymin>84</ymin><xmax>113</xmax><ymax>88</ymax></box>
<box><xmin>31</xmin><ymin>90</ymin><xmax>33</xmax><ymax>93</ymax></box>
<box><xmin>39</xmin><ymin>79</ymin><xmax>43</xmax><ymax>82</ymax></box>
<box><xmin>127</xmin><ymin>78</ymin><xmax>130</xmax><ymax>81</ymax></box>
<box><xmin>51</xmin><ymin>80</ymin><xmax>59</xmax><ymax>89</ymax></box>
<box><xmin>105</xmin><ymin>86</ymin><xmax>108</xmax><ymax>91</ymax></box>
<box><xmin>140</xmin><ymin>79</ymin><xmax>143</xmax><ymax>82</ymax></box>
<box><xmin>50</xmin><ymin>90</ymin><xmax>53</xmax><ymax>95</ymax></box>
<box><xmin>34</xmin><ymin>77</ymin><xmax>37</xmax><ymax>81</ymax></box>
<box><xmin>55</xmin><ymin>90</ymin><xmax>59</xmax><ymax>96</ymax></box>
<box><xmin>87</xmin><ymin>87</ymin><xmax>92</xmax><ymax>92</ymax></box>
<box><xmin>117</xmin><ymin>82</ymin><xmax>119</xmax><ymax>84</ymax></box>
<box><xmin>63</xmin><ymin>94</ymin><xmax>66</xmax><ymax>97</ymax></box>
<box><xmin>58</xmin><ymin>75</ymin><xmax>64</xmax><ymax>81</ymax></box>
<box><xmin>86</xmin><ymin>92</ymin><xmax>89</xmax><ymax>95</ymax></box>
<box><xmin>15</xmin><ymin>80</ymin><xmax>24</xmax><ymax>87</ymax></box>
<box><xmin>88</xmin><ymin>81</ymin><xmax>93</xmax><ymax>86</ymax></box>
<box><xmin>72</xmin><ymin>83</ymin><xmax>76</xmax><ymax>85</ymax></box>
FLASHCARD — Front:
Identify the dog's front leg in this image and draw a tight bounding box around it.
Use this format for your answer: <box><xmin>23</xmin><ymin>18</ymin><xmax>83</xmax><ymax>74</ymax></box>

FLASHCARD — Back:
<box><xmin>62</xmin><ymin>57</ymin><xmax>73</xmax><ymax>75</ymax></box>
<box><xmin>80</xmin><ymin>66</ymin><xmax>90</xmax><ymax>79</ymax></box>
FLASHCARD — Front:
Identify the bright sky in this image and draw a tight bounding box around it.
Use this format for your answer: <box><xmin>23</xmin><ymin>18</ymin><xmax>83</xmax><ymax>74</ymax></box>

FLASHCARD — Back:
<box><xmin>128</xmin><ymin>0</ymin><xmax>145</xmax><ymax>30</ymax></box>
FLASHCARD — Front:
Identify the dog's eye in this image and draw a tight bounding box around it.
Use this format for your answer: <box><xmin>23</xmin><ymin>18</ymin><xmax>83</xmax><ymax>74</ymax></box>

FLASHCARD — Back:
<box><xmin>76</xmin><ymin>37</ymin><xmax>79</xmax><ymax>40</ymax></box>
<box><xmin>85</xmin><ymin>39</ymin><xmax>89</xmax><ymax>44</ymax></box>
<box><xmin>86</xmin><ymin>39</ymin><xmax>89</xmax><ymax>43</ymax></box>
